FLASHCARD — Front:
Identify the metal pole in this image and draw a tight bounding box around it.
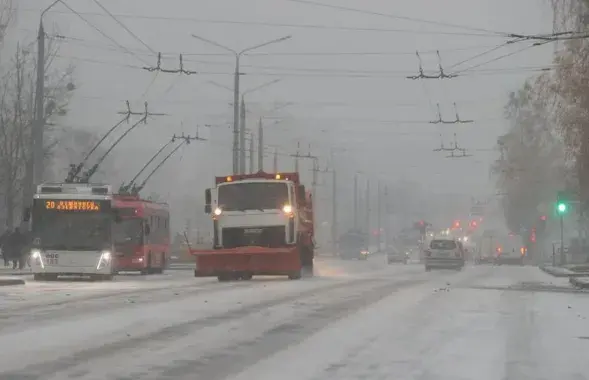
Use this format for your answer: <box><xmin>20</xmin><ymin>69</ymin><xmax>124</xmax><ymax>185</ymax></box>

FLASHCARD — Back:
<box><xmin>294</xmin><ymin>141</ymin><xmax>300</xmax><ymax>172</ymax></box>
<box><xmin>232</xmin><ymin>56</ymin><xmax>240</xmax><ymax>174</ymax></box>
<box><xmin>377</xmin><ymin>181</ymin><xmax>382</xmax><ymax>250</ymax></box>
<box><xmin>257</xmin><ymin>117</ymin><xmax>263</xmax><ymax>172</ymax></box>
<box><xmin>366</xmin><ymin>179</ymin><xmax>370</xmax><ymax>240</ymax></box>
<box><xmin>331</xmin><ymin>161</ymin><xmax>337</xmax><ymax>255</ymax></box>
<box><xmin>249</xmin><ymin>133</ymin><xmax>254</xmax><ymax>174</ymax></box>
<box><xmin>33</xmin><ymin>21</ymin><xmax>46</xmax><ymax>187</ymax></box>
<box><xmin>239</xmin><ymin>96</ymin><xmax>246</xmax><ymax>174</ymax></box>
<box><xmin>384</xmin><ymin>184</ymin><xmax>389</xmax><ymax>249</ymax></box>
<box><xmin>353</xmin><ymin>173</ymin><xmax>358</xmax><ymax>230</ymax></box>
<box><xmin>273</xmin><ymin>148</ymin><xmax>278</xmax><ymax>172</ymax></box>
<box><xmin>560</xmin><ymin>214</ymin><xmax>565</xmax><ymax>266</ymax></box>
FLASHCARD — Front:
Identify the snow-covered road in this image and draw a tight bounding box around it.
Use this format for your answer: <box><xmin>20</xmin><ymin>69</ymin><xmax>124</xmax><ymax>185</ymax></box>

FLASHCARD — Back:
<box><xmin>1</xmin><ymin>260</ymin><xmax>588</xmax><ymax>380</ymax></box>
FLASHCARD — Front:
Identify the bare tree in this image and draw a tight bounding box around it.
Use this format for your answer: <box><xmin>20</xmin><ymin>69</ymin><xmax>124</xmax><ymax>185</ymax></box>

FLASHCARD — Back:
<box><xmin>0</xmin><ymin>21</ymin><xmax>75</xmax><ymax>228</ymax></box>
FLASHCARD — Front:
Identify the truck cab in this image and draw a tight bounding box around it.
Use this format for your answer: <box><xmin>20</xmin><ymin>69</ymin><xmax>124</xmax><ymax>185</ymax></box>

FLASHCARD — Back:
<box><xmin>196</xmin><ymin>172</ymin><xmax>314</xmax><ymax>281</ymax></box>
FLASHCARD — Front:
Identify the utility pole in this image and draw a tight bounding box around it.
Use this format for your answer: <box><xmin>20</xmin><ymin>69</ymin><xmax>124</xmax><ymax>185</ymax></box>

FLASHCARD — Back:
<box><xmin>239</xmin><ymin>96</ymin><xmax>247</xmax><ymax>174</ymax></box>
<box><xmin>294</xmin><ymin>141</ymin><xmax>300</xmax><ymax>172</ymax></box>
<box><xmin>257</xmin><ymin>117</ymin><xmax>264</xmax><ymax>172</ymax></box>
<box><xmin>353</xmin><ymin>173</ymin><xmax>358</xmax><ymax>230</ymax></box>
<box><xmin>249</xmin><ymin>132</ymin><xmax>255</xmax><ymax>174</ymax></box>
<box><xmin>365</xmin><ymin>179</ymin><xmax>370</xmax><ymax>235</ymax></box>
<box><xmin>191</xmin><ymin>34</ymin><xmax>291</xmax><ymax>175</ymax></box>
<box><xmin>273</xmin><ymin>148</ymin><xmax>278</xmax><ymax>172</ymax></box>
<box><xmin>377</xmin><ymin>180</ymin><xmax>382</xmax><ymax>249</ymax></box>
<box><xmin>332</xmin><ymin>156</ymin><xmax>337</xmax><ymax>255</ymax></box>
<box><xmin>384</xmin><ymin>184</ymin><xmax>389</xmax><ymax>249</ymax></box>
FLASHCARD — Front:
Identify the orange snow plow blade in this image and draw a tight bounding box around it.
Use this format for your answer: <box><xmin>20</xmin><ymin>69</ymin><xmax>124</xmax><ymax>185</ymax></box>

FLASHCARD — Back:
<box><xmin>190</xmin><ymin>246</ymin><xmax>301</xmax><ymax>276</ymax></box>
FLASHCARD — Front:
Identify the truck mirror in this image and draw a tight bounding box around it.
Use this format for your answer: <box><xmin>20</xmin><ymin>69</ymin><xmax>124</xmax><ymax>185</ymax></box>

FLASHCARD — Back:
<box><xmin>22</xmin><ymin>207</ymin><xmax>31</xmax><ymax>222</ymax></box>
<box><xmin>112</xmin><ymin>209</ymin><xmax>122</xmax><ymax>223</ymax></box>
<box><xmin>297</xmin><ymin>185</ymin><xmax>305</xmax><ymax>203</ymax></box>
<box><xmin>145</xmin><ymin>224</ymin><xmax>151</xmax><ymax>236</ymax></box>
<box><xmin>204</xmin><ymin>188</ymin><xmax>212</xmax><ymax>214</ymax></box>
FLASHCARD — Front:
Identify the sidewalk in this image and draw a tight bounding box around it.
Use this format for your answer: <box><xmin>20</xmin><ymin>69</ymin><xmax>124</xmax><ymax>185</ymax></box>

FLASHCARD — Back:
<box><xmin>539</xmin><ymin>265</ymin><xmax>589</xmax><ymax>278</ymax></box>
<box><xmin>0</xmin><ymin>267</ymin><xmax>32</xmax><ymax>276</ymax></box>
<box><xmin>570</xmin><ymin>276</ymin><xmax>589</xmax><ymax>289</ymax></box>
<box><xmin>0</xmin><ymin>276</ymin><xmax>25</xmax><ymax>286</ymax></box>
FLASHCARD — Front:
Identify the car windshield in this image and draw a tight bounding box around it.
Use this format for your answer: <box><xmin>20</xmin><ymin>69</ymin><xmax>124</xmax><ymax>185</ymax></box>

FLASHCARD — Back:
<box><xmin>112</xmin><ymin>218</ymin><xmax>143</xmax><ymax>245</ymax></box>
<box><xmin>218</xmin><ymin>182</ymin><xmax>289</xmax><ymax>211</ymax></box>
<box><xmin>430</xmin><ymin>239</ymin><xmax>457</xmax><ymax>250</ymax></box>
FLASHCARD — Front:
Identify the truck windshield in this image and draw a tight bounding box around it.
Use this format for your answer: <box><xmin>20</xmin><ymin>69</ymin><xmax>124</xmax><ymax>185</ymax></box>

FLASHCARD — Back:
<box><xmin>113</xmin><ymin>218</ymin><xmax>143</xmax><ymax>245</ymax></box>
<box><xmin>218</xmin><ymin>182</ymin><xmax>289</xmax><ymax>211</ymax></box>
<box><xmin>32</xmin><ymin>211</ymin><xmax>111</xmax><ymax>251</ymax></box>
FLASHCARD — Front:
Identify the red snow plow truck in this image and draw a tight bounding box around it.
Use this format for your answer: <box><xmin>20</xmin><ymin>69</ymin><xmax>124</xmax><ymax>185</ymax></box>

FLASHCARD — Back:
<box><xmin>191</xmin><ymin>171</ymin><xmax>315</xmax><ymax>281</ymax></box>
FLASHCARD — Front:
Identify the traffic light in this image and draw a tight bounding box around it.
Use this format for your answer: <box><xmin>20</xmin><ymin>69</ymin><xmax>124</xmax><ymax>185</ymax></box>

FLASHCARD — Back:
<box><xmin>538</xmin><ymin>216</ymin><xmax>547</xmax><ymax>234</ymax></box>
<box><xmin>557</xmin><ymin>191</ymin><xmax>568</xmax><ymax>215</ymax></box>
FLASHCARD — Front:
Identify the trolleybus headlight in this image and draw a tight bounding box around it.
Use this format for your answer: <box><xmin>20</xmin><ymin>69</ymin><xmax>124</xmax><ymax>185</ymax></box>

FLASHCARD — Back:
<box><xmin>30</xmin><ymin>249</ymin><xmax>41</xmax><ymax>259</ymax></box>
<box><xmin>213</xmin><ymin>207</ymin><xmax>222</xmax><ymax>216</ymax></box>
<box><xmin>31</xmin><ymin>249</ymin><xmax>44</xmax><ymax>268</ymax></box>
<box><xmin>97</xmin><ymin>251</ymin><xmax>112</xmax><ymax>270</ymax></box>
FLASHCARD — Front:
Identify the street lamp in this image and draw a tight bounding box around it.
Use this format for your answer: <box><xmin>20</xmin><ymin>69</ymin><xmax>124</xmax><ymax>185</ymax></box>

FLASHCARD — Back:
<box><xmin>191</xmin><ymin>34</ymin><xmax>292</xmax><ymax>174</ymax></box>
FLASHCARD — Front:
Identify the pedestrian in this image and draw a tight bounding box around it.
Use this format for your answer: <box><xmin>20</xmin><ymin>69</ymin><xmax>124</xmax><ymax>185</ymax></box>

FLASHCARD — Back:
<box><xmin>0</xmin><ymin>229</ymin><xmax>9</xmax><ymax>267</ymax></box>
<box><xmin>5</xmin><ymin>228</ymin><xmax>26</xmax><ymax>270</ymax></box>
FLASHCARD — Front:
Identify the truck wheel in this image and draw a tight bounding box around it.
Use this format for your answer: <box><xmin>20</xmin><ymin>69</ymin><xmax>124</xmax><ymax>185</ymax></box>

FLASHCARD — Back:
<box><xmin>217</xmin><ymin>273</ymin><xmax>233</xmax><ymax>282</ymax></box>
<box><xmin>288</xmin><ymin>271</ymin><xmax>302</xmax><ymax>280</ymax></box>
<box><xmin>33</xmin><ymin>274</ymin><xmax>45</xmax><ymax>281</ymax></box>
<box><xmin>241</xmin><ymin>273</ymin><xmax>253</xmax><ymax>280</ymax></box>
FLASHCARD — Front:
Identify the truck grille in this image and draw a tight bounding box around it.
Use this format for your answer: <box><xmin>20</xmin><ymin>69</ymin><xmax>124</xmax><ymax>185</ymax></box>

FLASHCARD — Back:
<box><xmin>221</xmin><ymin>226</ymin><xmax>286</xmax><ymax>248</ymax></box>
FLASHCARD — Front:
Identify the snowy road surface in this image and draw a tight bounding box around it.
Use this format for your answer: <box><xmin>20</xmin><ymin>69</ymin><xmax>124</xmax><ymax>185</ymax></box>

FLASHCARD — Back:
<box><xmin>1</xmin><ymin>260</ymin><xmax>588</xmax><ymax>380</ymax></box>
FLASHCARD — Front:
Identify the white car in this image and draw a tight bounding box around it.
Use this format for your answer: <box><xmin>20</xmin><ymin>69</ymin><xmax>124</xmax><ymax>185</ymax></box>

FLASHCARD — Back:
<box><xmin>424</xmin><ymin>237</ymin><xmax>465</xmax><ymax>271</ymax></box>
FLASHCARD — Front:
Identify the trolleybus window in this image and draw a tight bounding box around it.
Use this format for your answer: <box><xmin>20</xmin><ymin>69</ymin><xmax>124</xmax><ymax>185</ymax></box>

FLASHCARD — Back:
<box><xmin>32</xmin><ymin>199</ymin><xmax>111</xmax><ymax>251</ymax></box>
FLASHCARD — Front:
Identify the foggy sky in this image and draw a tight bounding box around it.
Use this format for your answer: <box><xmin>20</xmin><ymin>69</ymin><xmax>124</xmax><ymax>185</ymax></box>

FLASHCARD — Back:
<box><xmin>9</xmin><ymin>0</ymin><xmax>554</xmax><ymax>231</ymax></box>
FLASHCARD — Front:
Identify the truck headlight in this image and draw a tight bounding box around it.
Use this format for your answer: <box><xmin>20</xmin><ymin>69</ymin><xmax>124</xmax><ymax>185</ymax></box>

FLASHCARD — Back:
<box><xmin>282</xmin><ymin>204</ymin><xmax>293</xmax><ymax>214</ymax></box>
<box><xmin>213</xmin><ymin>207</ymin><xmax>222</xmax><ymax>216</ymax></box>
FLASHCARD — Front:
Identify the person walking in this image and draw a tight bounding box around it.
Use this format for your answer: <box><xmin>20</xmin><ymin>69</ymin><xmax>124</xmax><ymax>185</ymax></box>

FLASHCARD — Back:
<box><xmin>5</xmin><ymin>228</ymin><xmax>26</xmax><ymax>270</ymax></box>
<box><xmin>0</xmin><ymin>229</ymin><xmax>9</xmax><ymax>267</ymax></box>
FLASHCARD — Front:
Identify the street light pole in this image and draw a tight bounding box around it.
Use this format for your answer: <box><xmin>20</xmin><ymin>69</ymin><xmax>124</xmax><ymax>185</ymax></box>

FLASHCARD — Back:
<box><xmin>22</xmin><ymin>0</ymin><xmax>61</xmax><ymax>229</ymax></box>
<box><xmin>191</xmin><ymin>34</ymin><xmax>291</xmax><ymax>174</ymax></box>
<box><xmin>560</xmin><ymin>214</ymin><xmax>565</xmax><ymax>266</ymax></box>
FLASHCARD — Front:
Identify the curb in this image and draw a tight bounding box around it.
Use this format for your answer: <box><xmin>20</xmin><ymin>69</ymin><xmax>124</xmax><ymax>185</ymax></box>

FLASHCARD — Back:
<box><xmin>0</xmin><ymin>278</ymin><xmax>25</xmax><ymax>286</ymax></box>
<box><xmin>570</xmin><ymin>277</ymin><xmax>589</xmax><ymax>289</ymax></box>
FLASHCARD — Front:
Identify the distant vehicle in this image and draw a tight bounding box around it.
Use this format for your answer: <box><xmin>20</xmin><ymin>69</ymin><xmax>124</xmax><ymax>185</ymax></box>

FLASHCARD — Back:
<box><xmin>28</xmin><ymin>183</ymin><xmax>118</xmax><ymax>281</ymax></box>
<box><xmin>494</xmin><ymin>234</ymin><xmax>525</xmax><ymax>266</ymax></box>
<box><xmin>387</xmin><ymin>245</ymin><xmax>409</xmax><ymax>264</ymax></box>
<box><xmin>112</xmin><ymin>195</ymin><xmax>170</xmax><ymax>274</ymax></box>
<box><xmin>339</xmin><ymin>229</ymin><xmax>369</xmax><ymax>260</ymax></box>
<box><xmin>424</xmin><ymin>237</ymin><xmax>465</xmax><ymax>271</ymax></box>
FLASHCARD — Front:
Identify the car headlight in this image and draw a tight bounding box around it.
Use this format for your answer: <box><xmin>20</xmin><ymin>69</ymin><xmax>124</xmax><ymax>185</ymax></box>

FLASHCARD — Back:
<box><xmin>213</xmin><ymin>207</ymin><xmax>222</xmax><ymax>216</ymax></box>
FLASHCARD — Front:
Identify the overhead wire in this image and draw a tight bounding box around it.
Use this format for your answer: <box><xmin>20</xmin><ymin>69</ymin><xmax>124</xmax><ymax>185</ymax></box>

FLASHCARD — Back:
<box><xmin>89</xmin><ymin>0</ymin><xmax>157</xmax><ymax>54</ymax></box>
<box><xmin>17</xmin><ymin>8</ymin><xmax>508</xmax><ymax>38</ymax></box>
<box><xmin>54</xmin><ymin>1</ymin><xmax>151</xmax><ymax>66</ymax></box>
<box><xmin>281</xmin><ymin>0</ymin><xmax>512</xmax><ymax>36</ymax></box>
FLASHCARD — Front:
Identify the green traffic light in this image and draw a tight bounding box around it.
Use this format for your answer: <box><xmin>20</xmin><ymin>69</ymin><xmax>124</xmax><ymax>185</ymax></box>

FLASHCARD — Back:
<box><xmin>558</xmin><ymin>203</ymin><xmax>567</xmax><ymax>213</ymax></box>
